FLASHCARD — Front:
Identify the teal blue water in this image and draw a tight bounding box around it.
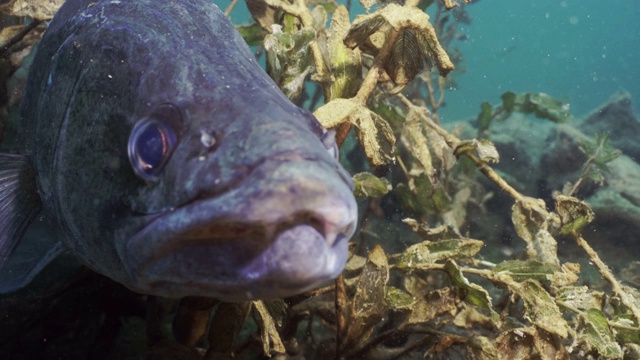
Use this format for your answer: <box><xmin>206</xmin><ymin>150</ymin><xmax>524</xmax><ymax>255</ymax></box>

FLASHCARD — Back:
<box><xmin>441</xmin><ymin>0</ymin><xmax>640</xmax><ymax>121</ymax></box>
<box><xmin>218</xmin><ymin>0</ymin><xmax>640</xmax><ymax>121</ymax></box>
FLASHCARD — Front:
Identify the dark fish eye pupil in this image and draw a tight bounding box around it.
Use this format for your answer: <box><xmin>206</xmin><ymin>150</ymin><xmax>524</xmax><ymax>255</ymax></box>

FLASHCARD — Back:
<box><xmin>137</xmin><ymin>125</ymin><xmax>166</xmax><ymax>170</ymax></box>
<box><xmin>128</xmin><ymin>113</ymin><xmax>180</xmax><ymax>181</ymax></box>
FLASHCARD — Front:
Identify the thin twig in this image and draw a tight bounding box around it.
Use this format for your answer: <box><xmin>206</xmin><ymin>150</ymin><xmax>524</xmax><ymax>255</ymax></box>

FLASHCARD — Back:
<box><xmin>397</xmin><ymin>93</ymin><xmax>526</xmax><ymax>203</ymax></box>
<box><xmin>568</xmin><ymin>135</ymin><xmax>606</xmax><ymax>197</ymax></box>
<box><xmin>224</xmin><ymin>0</ymin><xmax>239</xmax><ymax>17</ymax></box>
<box><xmin>336</xmin><ymin>29</ymin><xmax>401</xmax><ymax>148</ymax></box>
<box><xmin>0</xmin><ymin>19</ymin><xmax>42</xmax><ymax>57</ymax></box>
<box><xmin>574</xmin><ymin>234</ymin><xmax>640</xmax><ymax>324</ymax></box>
<box><xmin>355</xmin><ymin>29</ymin><xmax>400</xmax><ymax>104</ymax></box>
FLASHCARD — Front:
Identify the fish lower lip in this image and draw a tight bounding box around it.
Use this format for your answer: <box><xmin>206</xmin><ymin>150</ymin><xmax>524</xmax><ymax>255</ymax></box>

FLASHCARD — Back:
<box><xmin>127</xmin><ymin>220</ymin><xmax>351</xmax><ymax>299</ymax></box>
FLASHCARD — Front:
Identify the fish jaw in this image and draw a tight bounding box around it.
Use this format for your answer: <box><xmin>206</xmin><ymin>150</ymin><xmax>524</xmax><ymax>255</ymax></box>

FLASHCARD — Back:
<box><xmin>121</xmin><ymin>156</ymin><xmax>357</xmax><ymax>301</ymax></box>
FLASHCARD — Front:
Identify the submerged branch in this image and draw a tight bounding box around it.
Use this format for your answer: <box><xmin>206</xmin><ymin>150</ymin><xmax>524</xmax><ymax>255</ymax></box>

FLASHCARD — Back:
<box><xmin>574</xmin><ymin>234</ymin><xmax>640</xmax><ymax>324</ymax></box>
<box><xmin>0</xmin><ymin>19</ymin><xmax>42</xmax><ymax>57</ymax></box>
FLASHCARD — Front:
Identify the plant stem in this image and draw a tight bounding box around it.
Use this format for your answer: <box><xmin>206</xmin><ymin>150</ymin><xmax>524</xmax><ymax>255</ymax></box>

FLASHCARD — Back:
<box><xmin>224</xmin><ymin>0</ymin><xmax>239</xmax><ymax>17</ymax></box>
<box><xmin>336</xmin><ymin>29</ymin><xmax>400</xmax><ymax>147</ymax></box>
<box><xmin>574</xmin><ymin>234</ymin><xmax>640</xmax><ymax>324</ymax></box>
<box><xmin>355</xmin><ymin>29</ymin><xmax>400</xmax><ymax>103</ymax></box>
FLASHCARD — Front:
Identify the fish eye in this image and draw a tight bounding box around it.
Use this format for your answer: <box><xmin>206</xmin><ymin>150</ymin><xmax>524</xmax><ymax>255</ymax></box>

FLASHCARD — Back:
<box><xmin>128</xmin><ymin>104</ymin><xmax>182</xmax><ymax>181</ymax></box>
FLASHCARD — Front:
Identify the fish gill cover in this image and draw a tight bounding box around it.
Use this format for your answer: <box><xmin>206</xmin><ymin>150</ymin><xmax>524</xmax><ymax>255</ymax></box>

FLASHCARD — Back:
<box><xmin>1</xmin><ymin>0</ymin><xmax>640</xmax><ymax>359</ymax></box>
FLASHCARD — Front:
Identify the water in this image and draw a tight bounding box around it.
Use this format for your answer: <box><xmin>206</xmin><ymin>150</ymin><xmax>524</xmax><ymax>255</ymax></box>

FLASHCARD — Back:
<box><xmin>439</xmin><ymin>0</ymin><xmax>640</xmax><ymax>121</ymax></box>
<box><xmin>2</xmin><ymin>1</ymin><xmax>640</xmax><ymax>358</ymax></box>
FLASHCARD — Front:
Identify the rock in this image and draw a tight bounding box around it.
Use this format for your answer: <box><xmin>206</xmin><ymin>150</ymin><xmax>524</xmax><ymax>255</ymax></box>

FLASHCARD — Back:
<box><xmin>580</xmin><ymin>91</ymin><xmax>640</xmax><ymax>162</ymax></box>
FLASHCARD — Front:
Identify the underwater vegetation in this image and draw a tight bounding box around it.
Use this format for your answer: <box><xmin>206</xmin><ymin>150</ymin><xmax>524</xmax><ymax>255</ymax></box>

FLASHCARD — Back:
<box><xmin>2</xmin><ymin>0</ymin><xmax>640</xmax><ymax>359</ymax></box>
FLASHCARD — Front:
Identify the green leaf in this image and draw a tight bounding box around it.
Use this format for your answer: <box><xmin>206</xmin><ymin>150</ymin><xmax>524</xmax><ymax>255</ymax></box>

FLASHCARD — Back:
<box><xmin>371</xmin><ymin>102</ymin><xmax>405</xmax><ymax>129</ymax></box>
<box><xmin>477</xmin><ymin>102</ymin><xmax>493</xmax><ymax>133</ymax></box>
<box><xmin>264</xmin><ymin>28</ymin><xmax>316</xmax><ymax>101</ymax></box>
<box><xmin>501</xmin><ymin>91</ymin><xmax>517</xmax><ymax>112</ymax></box>
<box><xmin>385</xmin><ymin>286</ymin><xmax>415</xmax><ymax>311</ymax></box>
<box><xmin>611</xmin><ymin>314</ymin><xmax>640</xmax><ymax>344</ymax></box>
<box><xmin>444</xmin><ymin>260</ymin><xmax>492</xmax><ymax>309</ymax></box>
<box><xmin>492</xmin><ymin>260</ymin><xmax>559</xmax><ymax>282</ymax></box>
<box><xmin>554</xmin><ymin>195</ymin><xmax>595</xmax><ymax>235</ymax></box>
<box><xmin>353</xmin><ymin>172</ymin><xmax>392</xmax><ymax>198</ymax></box>
<box><xmin>396</xmin><ymin>239</ymin><xmax>484</xmax><ymax>269</ymax></box>
<box><xmin>521</xmin><ymin>93</ymin><xmax>571</xmax><ymax>123</ymax></box>
<box><xmin>236</xmin><ymin>23</ymin><xmax>266</xmax><ymax>47</ymax></box>
<box><xmin>326</xmin><ymin>5</ymin><xmax>362</xmax><ymax>99</ymax></box>
<box><xmin>581</xmin><ymin>309</ymin><xmax>623</xmax><ymax>358</ymax></box>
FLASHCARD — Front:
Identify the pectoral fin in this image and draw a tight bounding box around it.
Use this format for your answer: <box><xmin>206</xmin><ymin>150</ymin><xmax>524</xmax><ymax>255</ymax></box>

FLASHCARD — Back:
<box><xmin>0</xmin><ymin>153</ymin><xmax>43</xmax><ymax>268</ymax></box>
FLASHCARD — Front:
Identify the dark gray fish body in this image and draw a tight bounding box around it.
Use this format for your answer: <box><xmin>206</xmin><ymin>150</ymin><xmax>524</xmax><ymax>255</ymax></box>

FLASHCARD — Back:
<box><xmin>0</xmin><ymin>0</ymin><xmax>357</xmax><ymax>300</ymax></box>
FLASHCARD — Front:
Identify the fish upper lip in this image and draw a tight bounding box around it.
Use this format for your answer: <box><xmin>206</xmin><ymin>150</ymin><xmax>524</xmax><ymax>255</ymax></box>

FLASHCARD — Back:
<box><xmin>121</xmin><ymin>154</ymin><xmax>357</xmax><ymax>298</ymax></box>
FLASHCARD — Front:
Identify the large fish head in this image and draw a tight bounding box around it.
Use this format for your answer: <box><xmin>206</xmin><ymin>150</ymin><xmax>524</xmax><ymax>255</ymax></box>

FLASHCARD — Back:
<box><xmin>28</xmin><ymin>0</ymin><xmax>357</xmax><ymax>301</ymax></box>
<box><xmin>122</xmin><ymin>95</ymin><xmax>358</xmax><ymax>301</ymax></box>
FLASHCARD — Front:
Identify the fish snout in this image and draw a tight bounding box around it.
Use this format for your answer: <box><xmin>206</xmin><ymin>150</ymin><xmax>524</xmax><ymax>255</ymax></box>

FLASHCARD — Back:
<box><xmin>124</xmin><ymin>155</ymin><xmax>358</xmax><ymax>300</ymax></box>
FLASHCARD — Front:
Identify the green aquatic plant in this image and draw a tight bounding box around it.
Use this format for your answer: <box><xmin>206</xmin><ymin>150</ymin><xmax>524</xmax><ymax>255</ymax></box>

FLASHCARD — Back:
<box><xmin>1</xmin><ymin>0</ymin><xmax>639</xmax><ymax>359</ymax></box>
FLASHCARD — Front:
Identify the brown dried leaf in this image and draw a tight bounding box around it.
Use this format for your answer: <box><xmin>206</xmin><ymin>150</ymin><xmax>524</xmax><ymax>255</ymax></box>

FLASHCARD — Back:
<box><xmin>466</xmin><ymin>336</ymin><xmax>498</xmax><ymax>360</ymax></box>
<box><xmin>359</xmin><ymin>0</ymin><xmax>377</xmax><ymax>13</ymax></box>
<box><xmin>396</xmin><ymin>238</ymin><xmax>484</xmax><ymax>269</ymax></box>
<box><xmin>556</xmin><ymin>286</ymin><xmax>604</xmax><ymax>312</ymax></box>
<box><xmin>313</xmin><ymin>98</ymin><xmax>359</xmax><ymax>128</ymax></box>
<box><xmin>0</xmin><ymin>0</ymin><xmax>64</xmax><ymax>19</ymax></box>
<box><xmin>402</xmin><ymin>220</ymin><xmax>460</xmax><ymax>241</ymax></box>
<box><xmin>511</xmin><ymin>198</ymin><xmax>560</xmax><ymax>266</ymax></box>
<box><xmin>554</xmin><ymin>194</ymin><xmax>595</xmax><ymax>235</ymax></box>
<box><xmin>245</xmin><ymin>0</ymin><xmax>279</xmax><ymax>31</ymax></box>
<box><xmin>514</xmin><ymin>280</ymin><xmax>570</xmax><ymax>338</ymax></box>
<box><xmin>345</xmin><ymin>4</ymin><xmax>454</xmax><ymax>77</ymax></box>
<box><xmin>343</xmin><ymin>14</ymin><xmax>388</xmax><ymax>49</ymax></box>
<box><xmin>206</xmin><ymin>302</ymin><xmax>252</xmax><ymax>356</ymax></box>
<box><xmin>453</xmin><ymin>304</ymin><xmax>497</xmax><ymax>330</ymax></box>
<box><xmin>406</xmin><ymin>287</ymin><xmax>458</xmax><ymax>325</ymax></box>
<box><xmin>352</xmin><ymin>106</ymin><xmax>396</xmax><ymax>166</ymax></box>
<box><xmin>401</xmin><ymin>108</ymin><xmax>433</xmax><ymax>177</ymax></box>
<box><xmin>340</xmin><ymin>245</ymin><xmax>389</xmax><ymax>352</ymax></box>
<box><xmin>495</xmin><ymin>327</ymin><xmax>569</xmax><ymax>360</ymax></box>
<box><xmin>494</xmin><ymin>328</ymin><xmax>536</xmax><ymax>360</ymax></box>
<box><xmin>455</xmin><ymin>139</ymin><xmax>499</xmax><ymax>164</ymax></box>
<box><xmin>385</xmin><ymin>28</ymin><xmax>423</xmax><ymax>86</ymax></box>
<box><xmin>252</xmin><ymin>300</ymin><xmax>286</xmax><ymax>357</ymax></box>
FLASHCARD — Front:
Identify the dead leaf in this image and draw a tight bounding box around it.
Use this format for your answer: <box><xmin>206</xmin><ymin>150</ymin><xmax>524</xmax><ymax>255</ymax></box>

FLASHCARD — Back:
<box><xmin>0</xmin><ymin>0</ymin><xmax>64</xmax><ymax>19</ymax></box>
<box><xmin>252</xmin><ymin>300</ymin><xmax>286</xmax><ymax>357</ymax></box>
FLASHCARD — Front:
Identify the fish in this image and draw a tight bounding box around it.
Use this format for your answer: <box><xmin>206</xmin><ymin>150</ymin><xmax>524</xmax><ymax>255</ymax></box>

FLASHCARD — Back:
<box><xmin>0</xmin><ymin>0</ymin><xmax>357</xmax><ymax>301</ymax></box>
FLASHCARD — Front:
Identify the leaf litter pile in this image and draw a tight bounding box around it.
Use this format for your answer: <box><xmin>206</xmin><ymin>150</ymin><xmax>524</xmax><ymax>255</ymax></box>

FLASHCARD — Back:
<box><xmin>2</xmin><ymin>0</ymin><xmax>640</xmax><ymax>359</ymax></box>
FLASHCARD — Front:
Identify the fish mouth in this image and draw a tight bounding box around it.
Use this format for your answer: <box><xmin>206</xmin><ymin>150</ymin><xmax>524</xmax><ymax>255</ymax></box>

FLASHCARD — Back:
<box><xmin>122</xmin><ymin>157</ymin><xmax>357</xmax><ymax>301</ymax></box>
